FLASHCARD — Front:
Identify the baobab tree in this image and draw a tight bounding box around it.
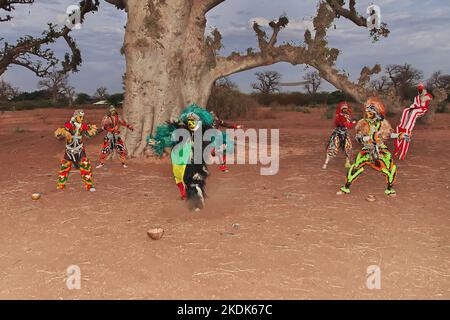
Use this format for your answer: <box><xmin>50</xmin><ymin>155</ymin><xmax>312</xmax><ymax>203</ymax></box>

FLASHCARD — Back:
<box><xmin>251</xmin><ymin>71</ymin><xmax>281</xmax><ymax>94</ymax></box>
<box><xmin>385</xmin><ymin>63</ymin><xmax>423</xmax><ymax>100</ymax></box>
<box><xmin>37</xmin><ymin>70</ymin><xmax>71</xmax><ymax>103</ymax></box>
<box><xmin>427</xmin><ymin>71</ymin><xmax>450</xmax><ymax>92</ymax></box>
<box><xmin>370</xmin><ymin>75</ymin><xmax>389</xmax><ymax>94</ymax></box>
<box><xmin>0</xmin><ymin>79</ymin><xmax>20</xmax><ymax>100</ymax></box>
<box><xmin>94</xmin><ymin>87</ymin><xmax>109</xmax><ymax>100</ymax></box>
<box><xmin>101</xmin><ymin>0</ymin><xmax>391</xmax><ymax>156</ymax></box>
<box><xmin>303</xmin><ymin>71</ymin><xmax>322</xmax><ymax>95</ymax></box>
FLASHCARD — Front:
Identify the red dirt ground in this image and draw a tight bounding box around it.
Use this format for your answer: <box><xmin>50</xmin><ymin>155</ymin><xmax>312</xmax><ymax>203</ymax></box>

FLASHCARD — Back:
<box><xmin>0</xmin><ymin>107</ymin><xmax>449</xmax><ymax>299</ymax></box>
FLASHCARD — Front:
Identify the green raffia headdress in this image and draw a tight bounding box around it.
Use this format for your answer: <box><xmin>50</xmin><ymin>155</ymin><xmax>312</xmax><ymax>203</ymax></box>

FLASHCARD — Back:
<box><xmin>147</xmin><ymin>103</ymin><xmax>214</xmax><ymax>157</ymax></box>
<box><xmin>179</xmin><ymin>103</ymin><xmax>214</xmax><ymax>127</ymax></box>
<box><xmin>146</xmin><ymin>122</ymin><xmax>179</xmax><ymax>157</ymax></box>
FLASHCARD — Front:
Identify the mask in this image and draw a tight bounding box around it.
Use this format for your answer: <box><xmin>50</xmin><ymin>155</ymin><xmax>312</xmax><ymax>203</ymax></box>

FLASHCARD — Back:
<box><xmin>366</xmin><ymin>112</ymin><xmax>375</xmax><ymax>120</ymax></box>
<box><xmin>187</xmin><ymin>118</ymin><xmax>197</xmax><ymax>131</ymax></box>
<box><xmin>73</xmin><ymin>110</ymin><xmax>85</xmax><ymax>124</ymax></box>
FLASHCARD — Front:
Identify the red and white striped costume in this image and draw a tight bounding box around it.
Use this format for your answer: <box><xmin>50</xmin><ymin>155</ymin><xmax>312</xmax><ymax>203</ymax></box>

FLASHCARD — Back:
<box><xmin>395</xmin><ymin>85</ymin><xmax>432</xmax><ymax>160</ymax></box>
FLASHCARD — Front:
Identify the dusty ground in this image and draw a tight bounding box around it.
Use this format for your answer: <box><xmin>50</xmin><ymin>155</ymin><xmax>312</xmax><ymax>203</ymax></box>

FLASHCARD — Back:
<box><xmin>0</xmin><ymin>107</ymin><xmax>449</xmax><ymax>300</ymax></box>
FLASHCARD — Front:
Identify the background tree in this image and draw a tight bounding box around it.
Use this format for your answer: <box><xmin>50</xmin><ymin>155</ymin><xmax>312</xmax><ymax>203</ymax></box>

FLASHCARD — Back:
<box><xmin>370</xmin><ymin>75</ymin><xmax>389</xmax><ymax>93</ymax></box>
<box><xmin>385</xmin><ymin>63</ymin><xmax>423</xmax><ymax>100</ymax></box>
<box><xmin>303</xmin><ymin>71</ymin><xmax>322</xmax><ymax>95</ymax></box>
<box><xmin>251</xmin><ymin>71</ymin><xmax>281</xmax><ymax>94</ymax></box>
<box><xmin>63</xmin><ymin>85</ymin><xmax>76</xmax><ymax>106</ymax></box>
<box><xmin>0</xmin><ymin>0</ymin><xmax>100</xmax><ymax>77</ymax></box>
<box><xmin>94</xmin><ymin>86</ymin><xmax>109</xmax><ymax>100</ymax></box>
<box><xmin>98</xmin><ymin>0</ymin><xmax>391</xmax><ymax>156</ymax></box>
<box><xmin>208</xmin><ymin>77</ymin><xmax>255</xmax><ymax>119</ymax></box>
<box><xmin>214</xmin><ymin>77</ymin><xmax>238</xmax><ymax>90</ymax></box>
<box><xmin>0</xmin><ymin>79</ymin><xmax>20</xmax><ymax>100</ymax></box>
<box><xmin>37</xmin><ymin>70</ymin><xmax>71</xmax><ymax>103</ymax></box>
<box><xmin>107</xmin><ymin>93</ymin><xmax>124</xmax><ymax>106</ymax></box>
<box><xmin>427</xmin><ymin>71</ymin><xmax>450</xmax><ymax>92</ymax></box>
<box><xmin>75</xmin><ymin>92</ymin><xmax>91</xmax><ymax>105</ymax></box>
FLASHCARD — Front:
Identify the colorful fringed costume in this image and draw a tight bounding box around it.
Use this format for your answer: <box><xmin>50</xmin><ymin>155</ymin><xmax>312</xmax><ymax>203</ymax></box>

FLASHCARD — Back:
<box><xmin>97</xmin><ymin>106</ymin><xmax>134</xmax><ymax>168</ymax></box>
<box><xmin>394</xmin><ymin>83</ymin><xmax>432</xmax><ymax>160</ymax></box>
<box><xmin>323</xmin><ymin>102</ymin><xmax>356</xmax><ymax>169</ymax></box>
<box><xmin>337</xmin><ymin>98</ymin><xmax>409</xmax><ymax>197</ymax></box>
<box><xmin>148</xmin><ymin>104</ymin><xmax>219</xmax><ymax>211</ymax></box>
<box><xmin>54</xmin><ymin>110</ymin><xmax>98</xmax><ymax>191</ymax></box>
<box><xmin>210</xmin><ymin>111</ymin><xmax>242</xmax><ymax>172</ymax></box>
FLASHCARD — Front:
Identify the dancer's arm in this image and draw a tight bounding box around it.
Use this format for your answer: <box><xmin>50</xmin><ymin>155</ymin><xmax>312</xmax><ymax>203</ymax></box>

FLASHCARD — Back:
<box><xmin>217</xmin><ymin>118</ymin><xmax>242</xmax><ymax>129</ymax></box>
<box><xmin>54</xmin><ymin>127</ymin><xmax>73</xmax><ymax>142</ymax></box>
<box><xmin>83</xmin><ymin>123</ymin><xmax>99</xmax><ymax>137</ymax></box>
<box><xmin>120</xmin><ymin>118</ymin><xmax>134</xmax><ymax>131</ymax></box>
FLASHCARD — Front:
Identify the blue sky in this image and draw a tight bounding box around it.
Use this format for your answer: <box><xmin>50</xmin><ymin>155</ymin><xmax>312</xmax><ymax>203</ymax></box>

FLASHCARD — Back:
<box><xmin>2</xmin><ymin>0</ymin><xmax>450</xmax><ymax>94</ymax></box>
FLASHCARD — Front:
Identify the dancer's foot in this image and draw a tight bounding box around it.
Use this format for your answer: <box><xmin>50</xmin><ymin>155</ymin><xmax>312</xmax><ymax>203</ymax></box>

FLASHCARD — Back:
<box><xmin>322</xmin><ymin>163</ymin><xmax>328</xmax><ymax>170</ymax></box>
<box><xmin>122</xmin><ymin>164</ymin><xmax>128</xmax><ymax>169</ymax></box>
<box><xmin>219</xmin><ymin>165</ymin><xmax>229</xmax><ymax>172</ymax></box>
<box><xmin>57</xmin><ymin>185</ymin><xmax>65</xmax><ymax>190</ymax></box>
<box><xmin>345</xmin><ymin>161</ymin><xmax>352</xmax><ymax>169</ymax></box>
<box><xmin>336</xmin><ymin>187</ymin><xmax>350</xmax><ymax>196</ymax></box>
<box><xmin>89</xmin><ymin>187</ymin><xmax>96</xmax><ymax>192</ymax></box>
<box><xmin>96</xmin><ymin>163</ymin><xmax>105</xmax><ymax>169</ymax></box>
<box><xmin>385</xmin><ymin>188</ymin><xmax>396</xmax><ymax>197</ymax></box>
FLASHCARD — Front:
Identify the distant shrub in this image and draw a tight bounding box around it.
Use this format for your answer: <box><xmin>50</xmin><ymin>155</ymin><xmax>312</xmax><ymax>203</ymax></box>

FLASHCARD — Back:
<box><xmin>327</xmin><ymin>91</ymin><xmax>356</xmax><ymax>105</ymax></box>
<box><xmin>0</xmin><ymin>99</ymin><xmax>61</xmax><ymax>111</ymax></box>
<box><xmin>207</xmin><ymin>82</ymin><xmax>257</xmax><ymax>119</ymax></box>
<box><xmin>324</xmin><ymin>104</ymin><xmax>336</xmax><ymax>119</ymax></box>
<box><xmin>436</xmin><ymin>102</ymin><xmax>449</xmax><ymax>114</ymax></box>
<box><xmin>75</xmin><ymin>93</ymin><xmax>92</xmax><ymax>105</ymax></box>
<box><xmin>107</xmin><ymin>93</ymin><xmax>124</xmax><ymax>106</ymax></box>
<box><xmin>251</xmin><ymin>90</ymin><xmax>355</xmax><ymax>107</ymax></box>
<box><xmin>12</xmin><ymin>90</ymin><xmax>51</xmax><ymax>101</ymax></box>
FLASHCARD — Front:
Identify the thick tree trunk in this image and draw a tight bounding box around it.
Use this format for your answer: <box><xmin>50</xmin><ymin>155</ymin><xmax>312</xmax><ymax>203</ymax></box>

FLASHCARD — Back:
<box><xmin>122</xmin><ymin>0</ymin><xmax>215</xmax><ymax>157</ymax></box>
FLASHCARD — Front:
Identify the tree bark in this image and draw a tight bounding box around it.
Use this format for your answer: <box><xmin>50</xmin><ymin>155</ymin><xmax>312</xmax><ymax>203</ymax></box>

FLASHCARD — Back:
<box><xmin>122</xmin><ymin>0</ymin><xmax>216</xmax><ymax>156</ymax></box>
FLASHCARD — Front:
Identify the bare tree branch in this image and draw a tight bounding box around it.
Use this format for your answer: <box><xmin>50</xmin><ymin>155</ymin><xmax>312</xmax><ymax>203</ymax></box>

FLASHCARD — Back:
<box><xmin>0</xmin><ymin>0</ymin><xmax>33</xmax><ymax>22</ymax></box>
<box><xmin>211</xmin><ymin>0</ymin><xmax>391</xmax><ymax>104</ymax></box>
<box><xmin>267</xmin><ymin>16</ymin><xmax>288</xmax><ymax>47</ymax></box>
<box><xmin>214</xmin><ymin>44</ymin><xmax>307</xmax><ymax>79</ymax></box>
<box><xmin>325</xmin><ymin>0</ymin><xmax>366</xmax><ymax>26</ymax></box>
<box><xmin>359</xmin><ymin>64</ymin><xmax>381</xmax><ymax>86</ymax></box>
<box><xmin>325</xmin><ymin>0</ymin><xmax>390</xmax><ymax>40</ymax></box>
<box><xmin>103</xmin><ymin>0</ymin><xmax>126</xmax><ymax>10</ymax></box>
<box><xmin>0</xmin><ymin>0</ymin><xmax>100</xmax><ymax>77</ymax></box>
<box><xmin>202</xmin><ymin>0</ymin><xmax>225</xmax><ymax>14</ymax></box>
